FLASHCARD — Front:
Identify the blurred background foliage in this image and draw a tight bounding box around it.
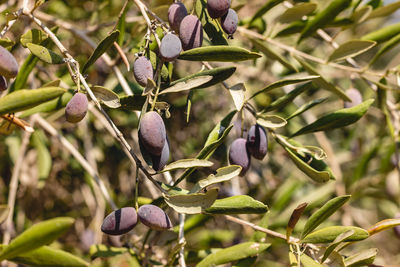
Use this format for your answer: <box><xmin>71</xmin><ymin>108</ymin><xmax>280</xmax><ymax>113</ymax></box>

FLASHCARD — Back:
<box><xmin>1</xmin><ymin>0</ymin><xmax>400</xmax><ymax>266</ymax></box>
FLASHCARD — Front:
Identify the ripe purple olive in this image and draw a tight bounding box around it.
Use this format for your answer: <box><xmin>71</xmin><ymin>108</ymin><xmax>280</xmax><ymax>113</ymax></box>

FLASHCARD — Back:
<box><xmin>229</xmin><ymin>138</ymin><xmax>251</xmax><ymax>176</ymax></box>
<box><xmin>159</xmin><ymin>33</ymin><xmax>182</xmax><ymax>62</ymax></box>
<box><xmin>138</xmin><ymin>204</ymin><xmax>172</xmax><ymax>231</ymax></box>
<box><xmin>101</xmin><ymin>207</ymin><xmax>138</xmax><ymax>235</ymax></box>
<box><xmin>179</xmin><ymin>15</ymin><xmax>203</xmax><ymax>51</ymax></box>
<box><xmin>133</xmin><ymin>56</ymin><xmax>153</xmax><ymax>87</ymax></box>
<box><xmin>207</xmin><ymin>0</ymin><xmax>231</xmax><ymax>19</ymax></box>
<box><xmin>394</xmin><ymin>213</ymin><xmax>400</xmax><ymax>239</ymax></box>
<box><xmin>247</xmin><ymin>124</ymin><xmax>268</xmax><ymax>160</ymax></box>
<box><xmin>65</xmin><ymin>92</ymin><xmax>88</xmax><ymax>123</ymax></box>
<box><xmin>138</xmin><ymin>111</ymin><xmax>166</xmax><ymax>156</ymax></box>
<box><xmin>221</xmin><ymin>9</ymin><xmax>238</xmax><ymax>38</ymax></box>
<box><xmin>168</xmin><ymin>2</ymin><xmax>188</xmax><ymax>33</ymax></box>
<box><xmin>0</xmin><ymin>75</ymin><xmax>7</xmax><ymax>91</ymax></box>
<box><xmin>0</xmin><ymin>45</ymin><xmax>18</xmax><ymax>78</ymax></box>
<box><xmin>344</xmin><ymin>88</ymin><xmax>362</xmax><ymax>108</ymax></box>
<box><xmin>151</xmin><ymin>138</ymin><xmax>170</xmax><ymax>171</ymax></box>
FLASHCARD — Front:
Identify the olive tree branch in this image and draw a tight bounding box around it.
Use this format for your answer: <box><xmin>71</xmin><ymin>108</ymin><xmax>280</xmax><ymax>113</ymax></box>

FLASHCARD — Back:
<box><xmin>24</xmin><ymin>11</ymin><xmax>167</xmax><ymax>195</ymax></box>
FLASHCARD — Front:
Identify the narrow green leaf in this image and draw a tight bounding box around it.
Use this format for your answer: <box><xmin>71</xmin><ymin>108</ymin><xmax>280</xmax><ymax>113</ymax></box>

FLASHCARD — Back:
<box><xmin>31</xmin><ymin>131</ymin><xmax>52</xmax><ymax>188</ymax></box>
<box><xmin>249</xmin><ymin>76</ymin><xmax>319</xmax><ymax>100</ymax></box>
<box><xmin>262</xmin><ymin>82</ymin><xmax>314</xmax><ymax>112</ymax></box>
<box><xmin>368</xmin><ymin>218</ymin><xmax>400</xmax><ymax>236</ymax></box>
<box><xmin>361</xmin><ymin>22</ymin><xmax>400</xmax><ymax>44</ymax></box>
<box><xmin>20</xmin><ymin>29</ymin><xmax>47</xmax><ymax>47</ymax></box>
<box><xmin>328</xmin><ymin>40</ymin><xmax>376</xmax><ymax>62</ymax></box>
<box><xmin>205</xmin><ymin>195</ymin><xmax>268</xmax><ymax>215</ymax></box>
<box><xmin>26</xmin><ymin>43</ymin><xmax>64</xmax><ymax>64</ymax></box>
<box><xmin>164</xmin><ymin>188</ymin><xmax>219</xmax><ymax>214</ymax></box>
<box><xmin>229</xmin><ymin>83</ymin><xmax>246</xmax><ymax>111</ymax></box>
<box><xmin>89</xmin><ymin>244</ymin><xmax>134</xmax><ymax>259</ymax></box>
<box><xmin>351</xmin><ymin>5</ymin><xmax>373</xmax><ymax>24</ymax></box>
<box><xmin>368</xmin><ymin>1</ymin><xmax>400</xmax><ymax>19</ymax></box>
<box><xmin>278</xmin><ymin>3</ymin><xmax>317</xmax><ymax>24</ymax></box>
<box><xmin>4</xmin><ymin>245</ymin><xmax>89</xmax><ymax>267</ymax></box>
<box><xmin>257</xmin><ymin>114</ymin><xmax>287</xmax><ymax>129</ymax></box>
<box><xmin>295</xmin><ymin>57</ymin><xmax>350</xmax><ymax>101</ymax></box>
<box><xmin>301</xmin><ymin>226</ymin><xmax>369</xmax><ymax>244</ymax></box>
<box><xmin>250</xmin><ymin>0</ymin><xmax>284</xmax><ymax>23</ymax></box>
<box><xmin>91</xmin><ymin>86</ymin><xmax>120</xmax><ymax>108</ymax></box>
<box><xmin>0</xmin><ymin>87</ymin><xmax>66</xmax><ymax>115</ymax></box>
<box><xmin>283</xmin><ymin>146</ymin><xmax>332</xmax><ymax>183</ymax></box>
<box><xmin>196</xmin><ymin>242</ymin><xmax>270</xmax><ymax>267</ymax></box>
<box><xmin>291</xmin><ymin>99</ymin><xmax>374</xmax><ymax>137</ymax></box>
<box><xmin>178</xmin><ymin>46</ymin><xmax>261</xmax><ymax>62</ymax></box>
<box><xmin>344</xmin><ymin>248</ymin><xmax>377</xmax><ymax>267</ymax></box>
<box><xmin>160</xmin><ymin>76</ymin><xmax>213</xmax><ymax>95</ymax></box>
<box><xmin>195</xmin><ymin>0</ymin><xmax>228</xmax><ymax>45</ymax></box>
<box><xmin>116</xmin><ymin>5</ymin><xmax>127</xmax><ymax>46</ymax></box>
<box><xmin>20</xmin><ymin>92</ymin><xmax>73</xmax><ymax>118</ymax></box>
<box><xmin>0</xmin><ymin>205</ymin><xmax>9</xmax><ymax>224</ymax></box>
<box><xmin>0</xmin><ymin>217</ymin><xmax>75</xmax><ymax>260</ymax></box>
<box><xmin>321</xmin><ymin>230</ymin><xmax>355</xmax><ymax>263</ymax></box>
<box><xmin>299</xmin><ymin>0</ymin><xmax>351</xmax><ymax>43</ymax></box>
<box><xmin>190</xmin><ymin>165</ymin><xmax>242</xmax><ymax>193</ymax></box>
<box><xmin>369</xmin><ymin>33</ymin><xmax>400</xmax><ymax>66</ymax></box>
<box><xmin>42</xmin><ymin>80</ymin><xmax>61</xmax><ymax>88</ymax></box>
<box><xmin>161</xmin><ymin>159</ymin><xmax>214</xmax><ymax>173</ymax></box>
<box><xmin>286</xmin><ymin>98</ymin><xmax>327</xmax><ymax>121</ymax></box>
<box><xmin>250</xmin><ymin>39</ymin><xmax>298</xmax><ymax>72</ymax></box>
<box><xmin>301</xmin><ymin>195</ymin><xmax>351</xmax><ymax>239</ymax></box>
<box><xmin>163</xmin><ymin>66</ymin><xmax>236</xmax><ymax>92</ymax></box>
<box><xmin>82</xmin><ymin>30</ymin><xmax>119</xmax><ymax>73</ymax></box>
<box><xmin>275</xmin><ymin>21</ymin><xmax>306</xmax><ymax>37</ymax></box>
<box><xmin>300</xmin><ymin>254</ymin><xmax>325</xmax><ymax>267</ymax></box>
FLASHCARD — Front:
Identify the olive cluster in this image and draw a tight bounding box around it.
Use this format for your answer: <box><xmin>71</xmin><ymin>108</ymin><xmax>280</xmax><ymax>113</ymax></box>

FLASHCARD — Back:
<box><xmin>229</xmin><ymin>124</ymin><xmax>268</xmax><ymax>176</ymax></box>
<box><xmin>101</xmin><ymin>204</ymin><xmax>172</xmax><ymax>236</ymax></box>
<box><xmin>207</xmin><ymin>0</ymin><xmax>238</xmax><ymax>38</ymax></box>
<box><xmin>0</xmin><ymin>45</ymin><xmax>19</xmax><ymax>91</ymax></box>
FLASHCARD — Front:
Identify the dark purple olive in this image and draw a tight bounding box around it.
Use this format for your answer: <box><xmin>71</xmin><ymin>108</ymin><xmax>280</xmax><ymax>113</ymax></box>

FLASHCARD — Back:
<box><xmin>229</xmin><ymin>138</ymin><xmax>251</xmax><ymax>176</ymax></box>
<box><xmin>247</xmin><ymin>124</ymin><xmax>268</xmax><ymax>160</ymax></box>
<box><xmin>179</xmin><ymin>15</ymin><xmax>203</xmax><ymax>51</ymax></box>
<box><xmin>65</xmin><ymin>92</ymin><xmax>88</xmax><ymax>123</ymax></box>
<box><xmin>394</xmin><ymin>213</ymin><xmax>400</xmax><ymax>239</ymax></box>
<box><xmin>101</xmin><ymin>207</ymin><xmax>138</xmax><ymax>235</ymax></box>
<box><xmin>133</xmin><ymin>56</ymin><xmax>153</xmax><ymax>87</ymax></box>
<box><xmin>151</xmin><ymin>138</ymin><xmax>170</xmax><ymax>171</ymax></box>
<box><xmin>168</xmin><ymin>2</ymin><xmax>188</xmax><ymax>33</ymax></box>
<box><xmin>207</xmin><ymin>0</ymin><xmax>231</xmax><ymax>19</ymax></box>
<box><xmin>138</xmin><ymin>111</ymin><xmax>166</xmax><ymax>156</ymax></box>
<box><xmin>0</xmin><ymin>45</ymin><xmax>18</xmax><ymax>78</ymax></box>
<box><xmin>159</xmin><ymin>33</ymin><xmax>182</xmax><ymax>62</ymax></box>
<box><xmin>344</xmin><ymin>88</ymin><xmax>362</xmax><ymax>108</ymax></box>
<box><xmin>0</xmin><ymin>75</ymin><xmax>7</xmax><ymax>91</ymax></box>
<box><xmin>221</xmin><ymin>9</ymin><xmax>238</xmax><ymax>38</ymax></box>
<box><xmin>138</xmin><ymin>204</ymin><xmax>172</xmax><ymax>231</ymax></box>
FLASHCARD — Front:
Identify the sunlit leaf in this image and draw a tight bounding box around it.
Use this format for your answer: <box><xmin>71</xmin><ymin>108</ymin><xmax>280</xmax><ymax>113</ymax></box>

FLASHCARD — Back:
<box><xmin>205</xmin><ymin>195</ymin><xmax>268</xmax><ymax>214</ymax></box>
<box><xmin>164</xmin><ymin>188</ymin><xmax>219</xmax><ymax>214</ymax></box>
<box><xmin>190</xmin><ymin>165</ymin><xmax>242</xmax><ymax>193</ymax></box>
<box><xmin>161</xmin><ymin>159</ymin><xmax>214</xmax><ymax>173</ymax></box>
<box><xmin>344</xmin><ymin>248</ymin><xmax>377</xmax><ymax>267</ymax></box>
<box><xmin>0</xmin><ymin>217</ymin><xmax>75</xmax><ymax>260</ymax></box>
<box><xmin>301</xmin><ymin>195</ymin><xmax>351</xmax><ymax>239</ymax></box>
<box><xmin>91</xmin><ymin>86</ymin><xmax>121</xmax><ymax>108</ymax></box>
<box><xmin>26</xmin><ymin>43</ymin><xmax>64</xmax><ymax>64</ymax></box>
<box><xmin>301</xmin><ymin>226</ymin><xmax>369</xmax><ymax>244</ymax></box>
<box><xmin>178</xmin><ymin>46</ymin><xmax>261</xmax><ymax>62</ymax></box>
<box><xmin>197</xmin><ymin>242</ymin><xmax>270</xmax><ymax>267</ymax></box>
<box><xmin>328</xmin><ymin>40</ymin><xmax>376</xmax><ymax>62</ymax></box>
<box><xmin>82</xmin><ymin>30</ymin><xmax>119</xmax><ymax>73</ymax></box>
